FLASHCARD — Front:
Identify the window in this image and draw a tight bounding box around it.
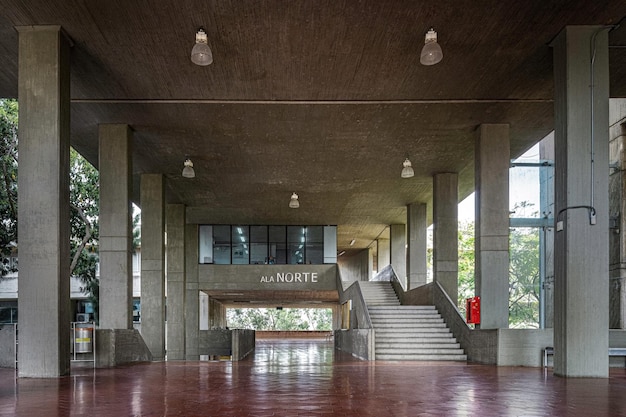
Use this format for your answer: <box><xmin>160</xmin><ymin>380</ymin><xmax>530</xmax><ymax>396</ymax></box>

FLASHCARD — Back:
<box><xmin>213</xmin><ymin>226</ymin><xmax>231</xmax><ymax>264</ymax></box>
<box><xmin>232</xmin><ymin>226</ymin><xmax>249</xmax><ymax>265</ymax></box>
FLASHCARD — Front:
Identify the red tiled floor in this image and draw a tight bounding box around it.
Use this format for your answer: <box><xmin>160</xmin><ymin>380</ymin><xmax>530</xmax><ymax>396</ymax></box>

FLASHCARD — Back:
<box><xmin>1</xmin><ymin>339</ymin><xmax>626</xmax><ymax>416</ymax></box>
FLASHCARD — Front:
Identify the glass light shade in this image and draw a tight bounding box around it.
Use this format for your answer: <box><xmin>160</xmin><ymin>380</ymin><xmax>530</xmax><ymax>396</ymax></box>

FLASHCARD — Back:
<box><xmin>191</xmin><ymin>29</ymin><xmax>213</xmax><ymax>66</ymax></box>
<box><xmin>420</xmin><ymin>29</ymin><xmax>443</xmax><ymax>66</ymax></box>
<box><xmin>401</xmin><ymin>158</ymin><xmax>415</xmax><ymax>178</ymax></box>
<box><xmin>289</xmin><ymin>193</ymin><xmax>300</xmax><ymax>209</ymax></box>
<box><xmin>182</xmin><ymin>158</ymin><xmax>195</xmax><ymax>178</ymax></box>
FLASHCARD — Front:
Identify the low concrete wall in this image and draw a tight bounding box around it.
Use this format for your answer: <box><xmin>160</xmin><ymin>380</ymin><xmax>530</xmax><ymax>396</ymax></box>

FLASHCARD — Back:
<box><xmin>96</xmin><ymin>329</ymin><xmax>152</xmax><ymax>368</ymax></box>
<box><xmin>497</xmin><ymin>329</ymin><xmax>553</xmax><ymax>367</ymax></box>
<box><xmin>199</xmin><ymin>329</ymin><xmax>255</xmax><ymax>361</ymax></box>
<box><xmin>232</xmin><ymin>329</ymin><xmax>255</xmax><ymax>361</ymax></box>
<box><xmin>0</xmin><ymin>324</ymin><xmax>16</xmax><ymax>368</ymax></box>
<box><xmin>334</xmin><ymin>270</ymin><xmax>375</xmax><ymax>360</ymax></box>
<box><xmin>199</xmin><ymin>329</ymin><xmax>232</xmax><ymax>356</ymax></box>
<box><xmin>256</xmin><ymin>331</ymin><xmax>332</xmax><ymax>339</ymax></box>
<box><xmin>334</xmin><ymin>329</ymin><xmax>373</xmax><ymax>360</ymax></box>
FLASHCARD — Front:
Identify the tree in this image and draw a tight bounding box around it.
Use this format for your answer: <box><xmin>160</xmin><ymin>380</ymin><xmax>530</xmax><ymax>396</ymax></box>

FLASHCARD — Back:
<box><xmin>69</xmin><ymin>148</ymin><xmax>100</xmax><ymax>322</ymax></box>
<box><xmin>457</xmin><ymin>221</ymin><xmax>475</xmax><ymax>318</ymax></box>
<box><xmin>508</xmin><ymin>227</ymin><xmax>540</xmax><ymax>328</ymax></box>
<box><xmin>0</xmin><ymin>99</ymin><xmax>101</xmax><ymax>319</ymax></box>
<box><xmin>226</xmin><ymin>308</ymin><xmax>332</xmax><ymax>331</ymax></box>
<box><xmin>0</xmin><ymin>99</ymin><xmax>18</xmax><ymax>277</ymax></box>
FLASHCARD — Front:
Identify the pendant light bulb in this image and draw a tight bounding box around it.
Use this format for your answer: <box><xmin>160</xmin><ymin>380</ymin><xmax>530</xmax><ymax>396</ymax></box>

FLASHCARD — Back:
<box><xmin>289</xmin><ymin>192</ymin><xmax>300</xmax><ymax>209</ymax></box>
<box><xmin>191</xmin><ymin>28</ymin><xmax>213</xmax><ymax>66</ymax></box>
<box><xmin>182</xmin><ymin>157</ymin><xmax>195</xmax><ymax>178</ymax></box>
<box><xmin>401</xmin><ymin>157</ymin><xmax>415</xmax><ymax>178</ymax></box>
<box><xmin>420</xmin><ymin>28</ymin><xmax>443</xmax><ymax>66</ymax></box>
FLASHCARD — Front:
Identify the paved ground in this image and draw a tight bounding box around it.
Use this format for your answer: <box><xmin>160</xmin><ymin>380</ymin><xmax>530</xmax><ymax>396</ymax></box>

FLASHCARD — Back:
<box><xmin>1</xmin><ymin>339</ymin><xmax>626</xmax><ymax>416</ymax></box>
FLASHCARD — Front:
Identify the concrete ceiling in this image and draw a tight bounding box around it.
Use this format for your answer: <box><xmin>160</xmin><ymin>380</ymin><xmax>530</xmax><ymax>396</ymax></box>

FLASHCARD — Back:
<box><xmin>1</xmin><ymin>0</ymin><xmax>626</xmax><ymax>260</ymax></box>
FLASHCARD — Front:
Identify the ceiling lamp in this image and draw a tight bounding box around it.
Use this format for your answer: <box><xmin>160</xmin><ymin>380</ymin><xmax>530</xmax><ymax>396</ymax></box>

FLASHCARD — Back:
<box><xmin>420</xmin><ymin>28</ymin><xmax>443</xmax><ymax>66</ymax></box>
<box><xmin>289</xmin><ymin>192</ymin><xmax>300</xmax><ymax>209</ymax></box>
<box><xmin>401</xmin><ymin>157</ymin><xmax>415</xmax><ymax>178</ymax></box>
<box><xmin>191</xmin><ymin>28</ymin><xmax>213</xmax><ymax>66</ymax></box>
<box><xmin>182</xmin><ymin>157</ymin><xmax>195</xmax><ymax>178</ymax></box>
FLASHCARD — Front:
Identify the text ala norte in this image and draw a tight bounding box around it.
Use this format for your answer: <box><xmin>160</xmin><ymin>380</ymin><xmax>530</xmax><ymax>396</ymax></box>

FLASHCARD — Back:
<box><xmin>260</xmin><ymin>272</ymin><xmax>318</xmax><ymax>283</ymax></box>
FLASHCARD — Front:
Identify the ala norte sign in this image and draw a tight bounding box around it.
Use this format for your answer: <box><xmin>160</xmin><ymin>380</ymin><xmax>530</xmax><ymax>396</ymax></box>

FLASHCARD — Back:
<box><xmin>259</xmin><ymin>271</ymin><xmax>319</xmax><ymax>283</ymax></box>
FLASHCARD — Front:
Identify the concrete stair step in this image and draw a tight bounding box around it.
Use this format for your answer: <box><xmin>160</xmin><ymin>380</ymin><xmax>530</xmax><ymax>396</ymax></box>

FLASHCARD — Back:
<box><xmin>376</xmin><ymin>347</ymin><xmax>466</xmax><ymax>354</ymax></box>
<box><xmin>376</xmin><ymin>342</ymin><xmax>461</xmax><ymax>349</ymax></box>
<box><xmin>372</xmin><ymin>323</ymin><xmax>447</xmax><ymax>329</ymax></box>
<box><xmin>375</xmin><ymin>327</ymin><xmax>452</xmax><ymax>334</ymax></box>
<box><xmin>376</xmin><ymin>332</ymin><xmax>456</xmax><ymax>343</ymax></box>
<box><xmin>375</xmin><ymin>353</ymin><xmax>467</xmax><ymax>361</ymax></box>
<box><xmin>371</xmin><ymin>317</ymin><xmax>444</xmax><ymax>323</ymax></box>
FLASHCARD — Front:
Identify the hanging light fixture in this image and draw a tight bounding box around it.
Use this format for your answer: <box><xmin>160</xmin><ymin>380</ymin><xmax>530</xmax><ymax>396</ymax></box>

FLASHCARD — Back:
<box><xmin>401</xmin><ymin>157</ymin><xmax>415</xmax><ymax>178</ymax></box>
<box><xmin>420</xmin><ymin>28</ymin><xmax>443</xmax><ymax>66</ymax></box>
<box><xmin>191</xmin><ymin>28</ymin><xmax>213</xmax><ymax>66</ymax></box>
<box><xmin>182</xmin><ymin>157</ymin><xmax>195</xmax><ymax>178</ymax></box>
<box><xmin>289</xmin><ymin>192</ymin><xmax>300</xmax><ymax>209</ymax></box>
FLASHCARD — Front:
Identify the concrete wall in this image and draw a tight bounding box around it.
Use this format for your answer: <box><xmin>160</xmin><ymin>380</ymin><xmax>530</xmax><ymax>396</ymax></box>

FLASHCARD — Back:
<box><xmin>198</xmin><ymin>329</ymin><xmax>255</xmax><ymax>361</ymax></box>
<box><xmin>497</xmin><ymin>329</ymin><xmax>554</xmax><ymax>367</ymax></box>
<box><xmin>334</xmin><ymin>271</ymin><xmax>374</xmax><ymax>359</ymax></box>
<box><xmin>0</xmin><ymin>325</ymin><xmax>16</xmax><ymax>368</ymax></box>
<box><xmin>232</xmin><ymin>329</ymin><xmax>255</xmax><ymax>361</ymax></box>
<box><xmin>95</xmin><ymin>329</ymin><xmax>152</xmax><ymax>368</ymax></box>
<box><xmin>199</xmin><ymin>264</ymin><xmax>337</xmax><ymax>291</ymax></box>
<box><xmin>334</xmin><ymin>329</ymin><xmax>373</xmax><ymax>360</ymax></box>
<box><xmin>337</xmin><ymin>249</ymin><xmax>370</xmax><ymax>283</ymax></box>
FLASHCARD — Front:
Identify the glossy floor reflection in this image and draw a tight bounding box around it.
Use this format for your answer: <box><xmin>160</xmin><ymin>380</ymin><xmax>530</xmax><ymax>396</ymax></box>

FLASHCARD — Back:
<box><xmin>1</xmin><ymin>339</ymin><xmax>626</xmax><ymax>416</ymax></box>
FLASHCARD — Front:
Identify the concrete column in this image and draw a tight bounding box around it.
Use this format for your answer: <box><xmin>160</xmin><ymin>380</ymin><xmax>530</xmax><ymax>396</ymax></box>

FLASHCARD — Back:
<box><xmin>433</xmin><ymin>173</ymin><xmax>458</xmax><ymax>305</ymax></box>
<box><xmin>377</xmin><ymin>238</ymin><xmax>390</xmax><ymax>271</ymax></box>
<box><xmin>540</xmin><ymin>133</ymin><xmax>555</xmax><ymax>329</ymax></box>
<box><xmin>140</xmin><ymin>174</ymin><xmax>165</xmax><ymax>360</ymax></box>
<box><xmin>185</xmin><ymin>223</ymin><xmax>200</xmax><ymax>359</ymax></box>
<box><xmin>16</xmin><ymin>25</ymin><xmax>71</xmax><ymax>377</ymax></box>
<box><xmin>390</xmin><ymin>224</ymin><xmax>406</xmax><ymax>286</ymax></box>
<box><xmin>166</xmin><ymin>204</ymin><xmax>185</xmax><ymax>360</ymax></box>
<box><xmin>609</xmin><ymin>118</ymin><xmax>626</xmax><ymax>329</ymax></box>
<box><xmin>407</xmin><ymin>203</ymin><xmax>428</xmax><ymax>290</ymax></box>
<box><xmin>475</xmin><ymin>124</ymin><xmax>510</xmax><ymax>329</ymax></box>
<box><xmin>99</xmin><ymin>124</ymin><xmax>133</xmax><ymax>329</ymax></box>
<box><xmin>552</xmin><ymin>26</ymin><xmax>609</xmax><ymax>377</ymax></box>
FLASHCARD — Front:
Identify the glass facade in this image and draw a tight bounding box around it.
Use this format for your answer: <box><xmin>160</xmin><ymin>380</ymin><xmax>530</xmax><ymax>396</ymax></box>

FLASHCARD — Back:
<box><xmin>199</xmin><ymin>225</ymin><xmax>335</xmax><ymax>265</ymax></box>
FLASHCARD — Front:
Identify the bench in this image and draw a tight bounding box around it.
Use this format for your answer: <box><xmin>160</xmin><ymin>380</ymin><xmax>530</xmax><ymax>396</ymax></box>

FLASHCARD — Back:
<box><xmin>543</xmin><ymin>347</ymin><xmax>626</xmax><ymax>367</ymax></box>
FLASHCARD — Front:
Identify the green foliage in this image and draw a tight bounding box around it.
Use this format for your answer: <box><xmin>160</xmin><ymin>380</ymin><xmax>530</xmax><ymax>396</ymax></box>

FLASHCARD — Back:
<box><xmin>226</xmin><ymin>308</ymin><xmax>332</xmax><ymax>331</ymax></box>
<box><xmin>0</xmin><ymin>99</ymin><xmax>101</xmax><ymax>318</ymax></box>
<box><xmin>69</xmin><ymin>148</ymin><xmax>100</xmax><ymax>322</ymax></box>
<box><xmin>0</xmin><ymin>99</ymin><xmax>18</xmax><ymax>277</ymax></box>
<box><xmin>457</xmin><ymin>221</ymin><xmax>475</xmax><ymax>318</ymax></box>
<box><xmin>457</xmin><ymin>216</ymin><xmax>541</xmax><ymax>329</ymax></box>
<box><xmin>508</xmin><ymin>227</ymin><xmax>540</xmax><ymax>328</ymax></box>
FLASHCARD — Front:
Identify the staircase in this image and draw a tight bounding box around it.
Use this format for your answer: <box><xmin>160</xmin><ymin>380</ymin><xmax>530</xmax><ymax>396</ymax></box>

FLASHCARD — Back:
<box><xmin>360</xmin><ymin>281</ymin><xmax>467</xmax><ymax>361</ymax></box>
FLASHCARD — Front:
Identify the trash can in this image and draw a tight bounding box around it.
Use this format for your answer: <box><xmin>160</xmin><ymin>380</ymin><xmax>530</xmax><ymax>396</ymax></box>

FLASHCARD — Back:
<box><xmin>74</xmin><ymin>326</ymin><xmax>93</xmax><ymax>353</ymax></box>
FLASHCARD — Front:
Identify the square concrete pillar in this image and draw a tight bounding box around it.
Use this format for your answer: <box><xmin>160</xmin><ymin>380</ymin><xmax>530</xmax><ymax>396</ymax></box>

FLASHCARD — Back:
<box><xmin>609</xmin><ymin>122</ymin><xmax>626</xmax><ymax>329</ymax></box>
<box><xmin>407</xmin><ymin>203</ymin><xmax>428</xmax><ymax>290</ymax></box>
<box><xmin>433</xmin><ymin>173</ymin><xmax>458</xmax><ymax>305</ymax></box>
<box><xmin>16</xmin><ymin>25</ymin><xmax>71</xmax><ymax>377</ymax></box>
<box><xmin>166</xmin><ymin>204</ymin><xmax>186</xmax><ymax>360</ymax></box>
<box><xmin>377</xmin><ymin>238</ymin><xmax>390</xmax><ymax>271</ymax></box>
<box><xmin>475</xmin><ymin>124</ymin><xmax>510</xmax><ymax>329</ymax></box>
<box><xmin>140</xmin><ymin>174</ymin><xmax>165</xmax><ymax>360</ymax></box>
<box><xmin>185</xmin><ymin>223</ymin><xmax>200</xmax><ymax>359</ymax></box>
<box><xmin>552</xmin><ymin>26</ymin><xmax>609</xmax><ymax>377</ymax></box>
<box><xmin>99</xmin><ymin>124</ymin><xmax>133</xmax><ymax>329</ymax></box>
<box><xmin>390</xmin><ymin>224</ymin><xmax>406</xmax><ymax>287</ymax></box>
